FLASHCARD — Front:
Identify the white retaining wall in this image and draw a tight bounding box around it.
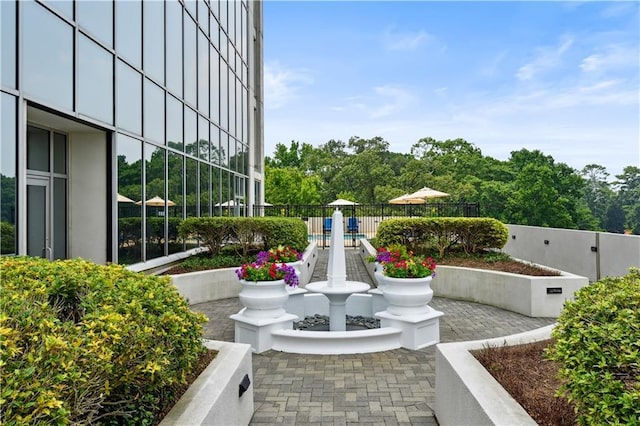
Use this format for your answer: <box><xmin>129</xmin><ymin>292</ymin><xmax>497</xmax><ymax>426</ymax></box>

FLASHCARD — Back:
<box><xmin>503</xmin><ymin>225</ymin><xmax>640</xmax><ymax>282</ymax></box>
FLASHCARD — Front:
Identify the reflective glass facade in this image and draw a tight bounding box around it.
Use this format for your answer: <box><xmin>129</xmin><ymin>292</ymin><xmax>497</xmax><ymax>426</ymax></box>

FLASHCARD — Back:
<box><xmin>0</xmin><ymin>0</ymin><xmax>264</xmax><ymax>265</ymax></box>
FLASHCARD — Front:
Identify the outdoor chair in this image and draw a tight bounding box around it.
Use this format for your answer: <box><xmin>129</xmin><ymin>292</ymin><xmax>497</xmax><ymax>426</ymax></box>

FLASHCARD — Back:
<box><xmin>324</xmin><ymin>218</ymin><xmax>332</xmax><ymax>233</ymax></box>
<box><xmin>347</xmin><ymin>217</ymin><xmax>359</xmax><ymax>233</ymax></box>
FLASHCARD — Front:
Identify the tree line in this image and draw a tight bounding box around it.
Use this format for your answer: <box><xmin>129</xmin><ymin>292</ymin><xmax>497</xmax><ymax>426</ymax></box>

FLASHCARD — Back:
<box><xmin>264</xmin><ymin>136</ymin><xmax>640</xmax><ymax>234</ymax></box>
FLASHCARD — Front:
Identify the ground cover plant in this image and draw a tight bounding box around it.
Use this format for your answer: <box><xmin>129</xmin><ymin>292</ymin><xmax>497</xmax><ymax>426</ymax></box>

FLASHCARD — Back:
<box><xmin>0</xmin><ymin>257</ymin><xmax>208</xmax><ymax>425</ymax></box>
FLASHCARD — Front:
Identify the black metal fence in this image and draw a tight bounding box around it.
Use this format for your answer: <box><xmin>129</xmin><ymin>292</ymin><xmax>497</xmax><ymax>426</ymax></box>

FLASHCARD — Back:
<box><xmin>252</xmin><ymin>203</ymin><xmax>480</xmax><ymax>248</ymax></box>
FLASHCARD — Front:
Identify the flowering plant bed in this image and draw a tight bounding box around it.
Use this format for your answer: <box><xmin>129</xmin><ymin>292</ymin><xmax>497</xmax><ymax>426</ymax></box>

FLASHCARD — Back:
<box><xmin>370</xmin><ymin>245</ymin><xmax>436</xmax><ymax>278</ymax></box>
<box><xmin>263</xmin><ymin>245</ymin><xmax>302</xmax><ymax>263</ymax></box>
<box><xmin>235</xmin><ymin>253</ymin><xmax>299</xmax><ymax>287</ymax></box>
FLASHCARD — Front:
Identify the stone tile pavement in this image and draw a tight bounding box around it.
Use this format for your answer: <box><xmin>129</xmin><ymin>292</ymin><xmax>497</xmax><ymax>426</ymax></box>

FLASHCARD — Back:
<box><xmin>191</xmin><ymin>248</ymin><xmax>556</xmax><ymax>425</ymax></box>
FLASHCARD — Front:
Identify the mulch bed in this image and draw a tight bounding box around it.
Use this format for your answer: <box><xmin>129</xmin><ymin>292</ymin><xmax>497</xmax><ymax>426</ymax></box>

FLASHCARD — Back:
<box><xmin>437</xmin><ymin>257</ymin><xmax>560</xmax><ymax>276</ymax></box>
<box><xmin>473</xmin><ymin>339</ymin><xmax>576</xmax><ymax>426</ymax></box>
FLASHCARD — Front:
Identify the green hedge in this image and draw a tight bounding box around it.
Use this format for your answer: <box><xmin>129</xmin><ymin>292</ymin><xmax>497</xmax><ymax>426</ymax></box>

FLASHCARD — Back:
<box><xmin>0</xmin><ymin>257</ymin><xmax>207</xmax><ymax>425</ymax></box>
<box><xmin>178</xmin><ymin>217</ymin><xmax>308</xmax><ymax>256</ymax></box>
<box><xmin>547</xmin><ymin>268</ymin><xmax>640</xmax><ymax>425</ymax></box>
<box><xmin>375</xmin><ymin>217</ymin><xmax>509</xmax><ymax>255</ymax></box>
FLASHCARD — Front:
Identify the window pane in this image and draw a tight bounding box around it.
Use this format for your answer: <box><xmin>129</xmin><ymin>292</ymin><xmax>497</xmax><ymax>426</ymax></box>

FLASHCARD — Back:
<box><xmin>53</xmin><ymin>133</ymin><xmax>67</xmax><ymax>174</ymax></box>
<box><xmin>166</xmin><ymin>95</ymin><xmax>183</xmax><ymax>151</ymax></box>
<box><xmin>144</xmin><ymin>79</ymin><xmax>165</xmax><ymax>143</ymax></box>
<box><xmin>197</xmin><ymin>29</ymin><xmax>209</xmax><ymax>114</ymax></box>
<box><xmin>116</xmin><ymin>0</ymin><xmax>141</xmax><ymax>67</ymax></box>
<box><xmin>145</xmin><ymin>144</ymin><xmax>166</xmax><ymax>260</ymax></box>
<box><xmin>184</xmin><ymin>14</ymin><xmax>197</xmax><ymax>106</ymax></box>
<box><xmin>210</xmin><ymin>124</ymin><xmax>220</xmax><ymax>165</ymax></box>
<box><xmin>198</xmin><ymin>115</ymin><xmax>209</xmax><ymax>161</ymax></box>
<box><xmin>228</xmin><ymin>137</ymin><xmax>237</xmax><ymax>171</ymax></box>
<box><xmin>1</xmin><ymin>93</ymin><xmax>17</xmax><ymax>255</ymax></box>
<box><xmin>1</xmin><ymin>0</ymin><xmax>16</xmax><ymax>89</ymax></box>
<box><xmin>27</xmin><ymin>126</ymin><xmax>49</xmax><ymax>172</ymax></box>
<box><xmin>228</xmin><ymin>76</ymin><xmax>235</xmax><ymax>136</ymax></box>
<box><xmin>143</xmin><ymin>1</ymin><xmax>164</xmax><ymax>83</ymax></box>
<box><xmin>210</xmin><ymin>51</ymin><xmax>219</xmax><ymax>125</ymax></box>
<box><xmin>166</xmin><ymin>0</ymin><xmax>183</xmax><ymax>96</ymax></box>
<box><xmin>78</xmin><ymin>35</ymin><xmax>114</xmax><ymax>124</ymax></box>
<box><xmin>184</xmin><ymin>0</ymin><xmax>196</xmax><ymax>18</ymax></box>
<box><xmin>168</xmin><ymin>152</ymin><xmax>184</xmax><ymax>254</ymax></box>
<box><xmin>210</xmin><ymin>15</ymin><xmax>219</xmax><ymax>51</ymax></box>
<box><xmin>212</xmin><ymin>166</ymin><xmax>221</xmax><ymax>211</ymax></box>
<box><xmin>220</xmin><ymin>60</ymin><xmax>228</xmax><ymax>131</ymax></box>
<box><xmin>186</xmin><ymin>158</ymin><xmax>198</xmax><ymax>217</ymax></box>
<box><xmin>41</xmin><ymin>0</ymin><xmax>73</xmax><ymax>19</ymax></box>
<box><xmin>117</xmin><ymin>134</ymin><xmax>142</xmax><ymax>264</ymax></box>
<box><xmin>200</xmin><ymin>163</ymin><xmax>210</xmax><ymax>217</ymax></box>
<box><xmin>198</xmin><ymin>0</ymin><xmax>209</xmax><ymax>35</ymax></box>
<box><xmin>184</xmin><ymin>107</ymin><xmax>197</xmax><ymax>157</ymax></box>
<box><xmin>23</xmin><ymin>2</ymin><xmax>73</xmax><ymax>110</ymax></box>
<box><xmin>77</xmin><ymin>0</ymin><xmax>113</xmax><ymax>47</ymax></box>
<box><xmin>117</xmin><ymin>60</ymin><xmax>142</xmax><ymax>134</ymax></box>
<box><xmin>220</xmin><ymin>131</ymin><xmax>229</xmax><ymax>168</ymax></box>
<box><xmin>53</xmin><ymin>177</ymin><xmax>67</xmax><ymax>259</ymax></box>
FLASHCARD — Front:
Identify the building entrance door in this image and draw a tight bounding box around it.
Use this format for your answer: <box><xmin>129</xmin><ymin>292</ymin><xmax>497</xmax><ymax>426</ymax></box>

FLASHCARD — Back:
<box><xmin>26</xmin><ymin>125</ymin><xmax>67</xmax><ymax>260</ymax></box>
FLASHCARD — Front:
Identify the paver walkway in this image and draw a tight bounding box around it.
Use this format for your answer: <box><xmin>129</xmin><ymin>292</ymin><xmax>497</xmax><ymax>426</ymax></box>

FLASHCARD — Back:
<box><xmin>191</xmin><ymin>248</ymin><xmax>556</xmax><ymax>425</ymax></box>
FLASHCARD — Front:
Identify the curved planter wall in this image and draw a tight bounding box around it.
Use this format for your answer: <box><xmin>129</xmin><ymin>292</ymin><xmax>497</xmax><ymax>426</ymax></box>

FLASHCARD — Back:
<box><xmin>435</xmin><ymin>325</ymin><xmax>554</xmax><ymax>426</ymax></box>
<box><xmin>431</xmin><ymin>266</ymin><xmax>588</xmax><ymax>318</ymax></box>
<box><xmin>359</xmin><ymin>241</ymin><xmax>588</xmax><ymax>318</ymax></box>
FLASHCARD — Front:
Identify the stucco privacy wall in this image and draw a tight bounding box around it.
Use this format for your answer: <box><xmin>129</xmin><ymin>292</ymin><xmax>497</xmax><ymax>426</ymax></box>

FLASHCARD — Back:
<box><xmin>69</xmin><ymin>131</ymin><xmax>107</xmax><ymax>264</ymax></box>
<box><xmin>503</xmin><ymin>225</ymin><xmax>640</xmax><ymax>281</ymax></box>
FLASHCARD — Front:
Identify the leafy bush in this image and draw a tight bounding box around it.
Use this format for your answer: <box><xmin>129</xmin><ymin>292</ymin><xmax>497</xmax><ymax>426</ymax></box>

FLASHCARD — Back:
<box><xmin>547</xmin><ymin>268</ymin><xmax>640</xmax><ymax>425</ymax></box>
<box><xmin>178</xmin><ymin>217</ymin><xmax>308</xmax><ymax>257</ymax></box>
<box><xmin>376</xmin><ymin>217</ymin><xmax>508</xmax><ymax>256</ymax></box>
<box><xmin>0</xmin><ymin>257</ymin><xmax>208</xmax><ymax>425</ymax></box>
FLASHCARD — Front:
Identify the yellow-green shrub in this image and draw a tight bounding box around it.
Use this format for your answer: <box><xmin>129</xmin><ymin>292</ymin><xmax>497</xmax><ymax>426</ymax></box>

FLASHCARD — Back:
<box><xmin>0</xmin><ymin>257</ymin><xmax>208</xmax><ymax>425</ymax></box>
<box><xmin>547</xmin><ymin>268</ymin><xmax>640</xmax><ymax>425</ymax></box>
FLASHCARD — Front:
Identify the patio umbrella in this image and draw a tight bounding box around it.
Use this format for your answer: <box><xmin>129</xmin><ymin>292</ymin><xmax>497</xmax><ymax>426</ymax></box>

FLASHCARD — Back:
<box><xmin>117</xmin><ymin>193</ymin><xmax>135</xmax><ymax>203</ymax></box>
<box><xmin>406</xmin><ymin>187</ymin><xmax>450</xmax><ymax>201</ymax></box>
<box><xmin>136</xmin><ymin>196</ymin><xmax>176</xmax><ymax>207</ymax></box>
<box><xmin>214</xmin><ymin>199</ymin><xmax>244</xmax><ymax>207</ymax></box>
<box><xmin>327</xmin><ymin>198</ymin><xmax>358</xmax><ymax>206</ymax></box>
<box><xmin>388</xmin><ymin>194</ymin><xmax>426</xmax><ymax>205</ymax></box>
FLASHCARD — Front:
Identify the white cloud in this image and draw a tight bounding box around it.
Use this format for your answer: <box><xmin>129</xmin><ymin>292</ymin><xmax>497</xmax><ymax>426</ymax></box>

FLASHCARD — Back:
<box><xmin>580</xmin><ymin>44</ymin><xmax>640</xmax><ymax>73</ymax></box>
<box><xmin>383</xmin><ymin>28</ymin><xmax>430</xmax><ymax>51</ymax></box>
<box><xmin>516</xmin><ymin>35</ymin><xmax>574</xmax><ymax>81</ymax></box>
<box><xmin>263</xmin><ymin>61</ymin><xmax>313</xmax><ymax>109</ymax></box>
<box><xmin>338</xmin><ymin>85</ymin><xmax>417</xmax><ymax>119</ymax></box>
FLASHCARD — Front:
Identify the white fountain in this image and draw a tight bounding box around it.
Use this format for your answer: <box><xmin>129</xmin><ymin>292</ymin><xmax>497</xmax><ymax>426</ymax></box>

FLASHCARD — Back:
<box><xmin>231</xmin><ymin>208</ymin><xmax>443</xmax><ymax>354</ymax></box>
<box><xmin>305</xmin><ymin>209</ymin><xmax>370</xmax><ymax>331</ymax></box>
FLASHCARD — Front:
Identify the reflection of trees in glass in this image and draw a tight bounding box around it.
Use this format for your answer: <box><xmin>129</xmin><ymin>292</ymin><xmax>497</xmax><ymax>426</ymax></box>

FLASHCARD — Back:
<box><xmin>200</xmin><ymin>163</ymin><xmax>210</xmax><ymax>217</ymax></box>
<box><xmin>145</xmin><ymin>145</ymin><xmax>165</xmax><ymax>260</ymax></box>
<box><xmin>1</xmin><ymin>175</ymin><xmax>16</xmax><ymax>225</ymax></box>
<box><xmin>186</xmin><ymin>158</ymin><xmax>198</xmax><ymax>217</ymax></box>
<box><xmin>168</xmin><ymin>152</ymin><xmax>184</xmax><ymax>254</ymax></box>
<box><xmin>229</xmin><ymin>142</ymin><xmax>247</xmax><ymax>174</ymax></box>
<box><xmin>117</xmin><ymin>138</ymin><xmax>142</xmax><ymax>264</ymax></box>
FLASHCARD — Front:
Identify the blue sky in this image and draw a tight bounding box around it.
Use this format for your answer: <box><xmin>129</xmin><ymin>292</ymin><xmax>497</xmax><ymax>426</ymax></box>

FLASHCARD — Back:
<box><xmin>263</xmin><ymin>1</ymin><xmax>639</xmax><ymax>178</ymax></box>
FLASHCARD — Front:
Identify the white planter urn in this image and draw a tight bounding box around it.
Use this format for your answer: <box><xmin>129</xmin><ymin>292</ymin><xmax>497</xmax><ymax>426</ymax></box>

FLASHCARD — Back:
<box><xmin>238</xmin><ymin>279</ymin><xmax>289</xmax><ymax>318</ymax></box>
<box><xmin>374</xmin><ymin>262</ymin><xmax>386</xmax><ymax>290</ymax></box>
<box><xmin>381</xmin><ymin>275</ymin><xmax>434</xmax><ymax>316</ymax></box>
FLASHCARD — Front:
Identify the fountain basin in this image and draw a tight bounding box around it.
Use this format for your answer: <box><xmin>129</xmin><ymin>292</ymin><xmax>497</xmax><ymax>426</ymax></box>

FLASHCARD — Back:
<box><xmin>306</xmin><ymin>280</ymin><xmax>371</xmax><ymax>331</ymax></box>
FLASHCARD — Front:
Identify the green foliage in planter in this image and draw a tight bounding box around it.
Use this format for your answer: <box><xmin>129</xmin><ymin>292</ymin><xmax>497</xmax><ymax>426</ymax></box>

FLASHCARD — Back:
<box><xmin>178</xmin><ymin>217</ymin><xmax>307</xmax><ymax>257</ymax></box>
<box><xmin>376</xmin><ymin>217</ymin><xmax>508</xmax><ymax>256</ymax></box>
<box><xmin>0</xmin><ymin>256</ymin><xmax>208</xmax><ymax>425</ymax></box>
<box><xmin>547</xmin><ymin>268</ymin><xmax>640</xmax><ymax>425</ymax></box>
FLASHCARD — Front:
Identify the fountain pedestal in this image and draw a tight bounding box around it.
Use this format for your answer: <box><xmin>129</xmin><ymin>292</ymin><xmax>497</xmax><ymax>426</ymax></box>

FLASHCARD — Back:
<box><xmin>306</xmin><ymin>208</ymin><xmax>371</xmax><ymax>331</ymax></box>
<box><xmin>306</xmin><ymin>281</ymin><xmax>370</xmax><ymax>331</ymax></box>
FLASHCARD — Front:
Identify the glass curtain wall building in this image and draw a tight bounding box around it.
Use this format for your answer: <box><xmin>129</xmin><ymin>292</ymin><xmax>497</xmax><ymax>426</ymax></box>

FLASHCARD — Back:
<box><xmin>0</xmin><ymin>0</ymin><xmax>265</xmax><ymax>265</ymax></box>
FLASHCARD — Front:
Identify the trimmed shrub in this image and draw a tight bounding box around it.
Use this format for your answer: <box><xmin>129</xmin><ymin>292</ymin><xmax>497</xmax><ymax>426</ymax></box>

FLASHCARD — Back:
<box><xmin>178</xmin><ymin>217</ymin><xmax>307</xmax><ymax>256</ymax></box>
<box><xmin>547</xmin><ymin>268</ymin><xmax>640</xmax><ymax>425</ymax></box>
<box><xmin>1</xmin><ymin>221</ymin><xmax>15</xmax><ymax>254</ymax></box>
<box><xmin>0</xmin><ymin>257</ymin><xmax>208</xmax><ymax>425</ymax></box>
<box><xmin>376</xmin><ymin>217</ymin><xmax>508</xmax><ymax>256</ymax></box>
